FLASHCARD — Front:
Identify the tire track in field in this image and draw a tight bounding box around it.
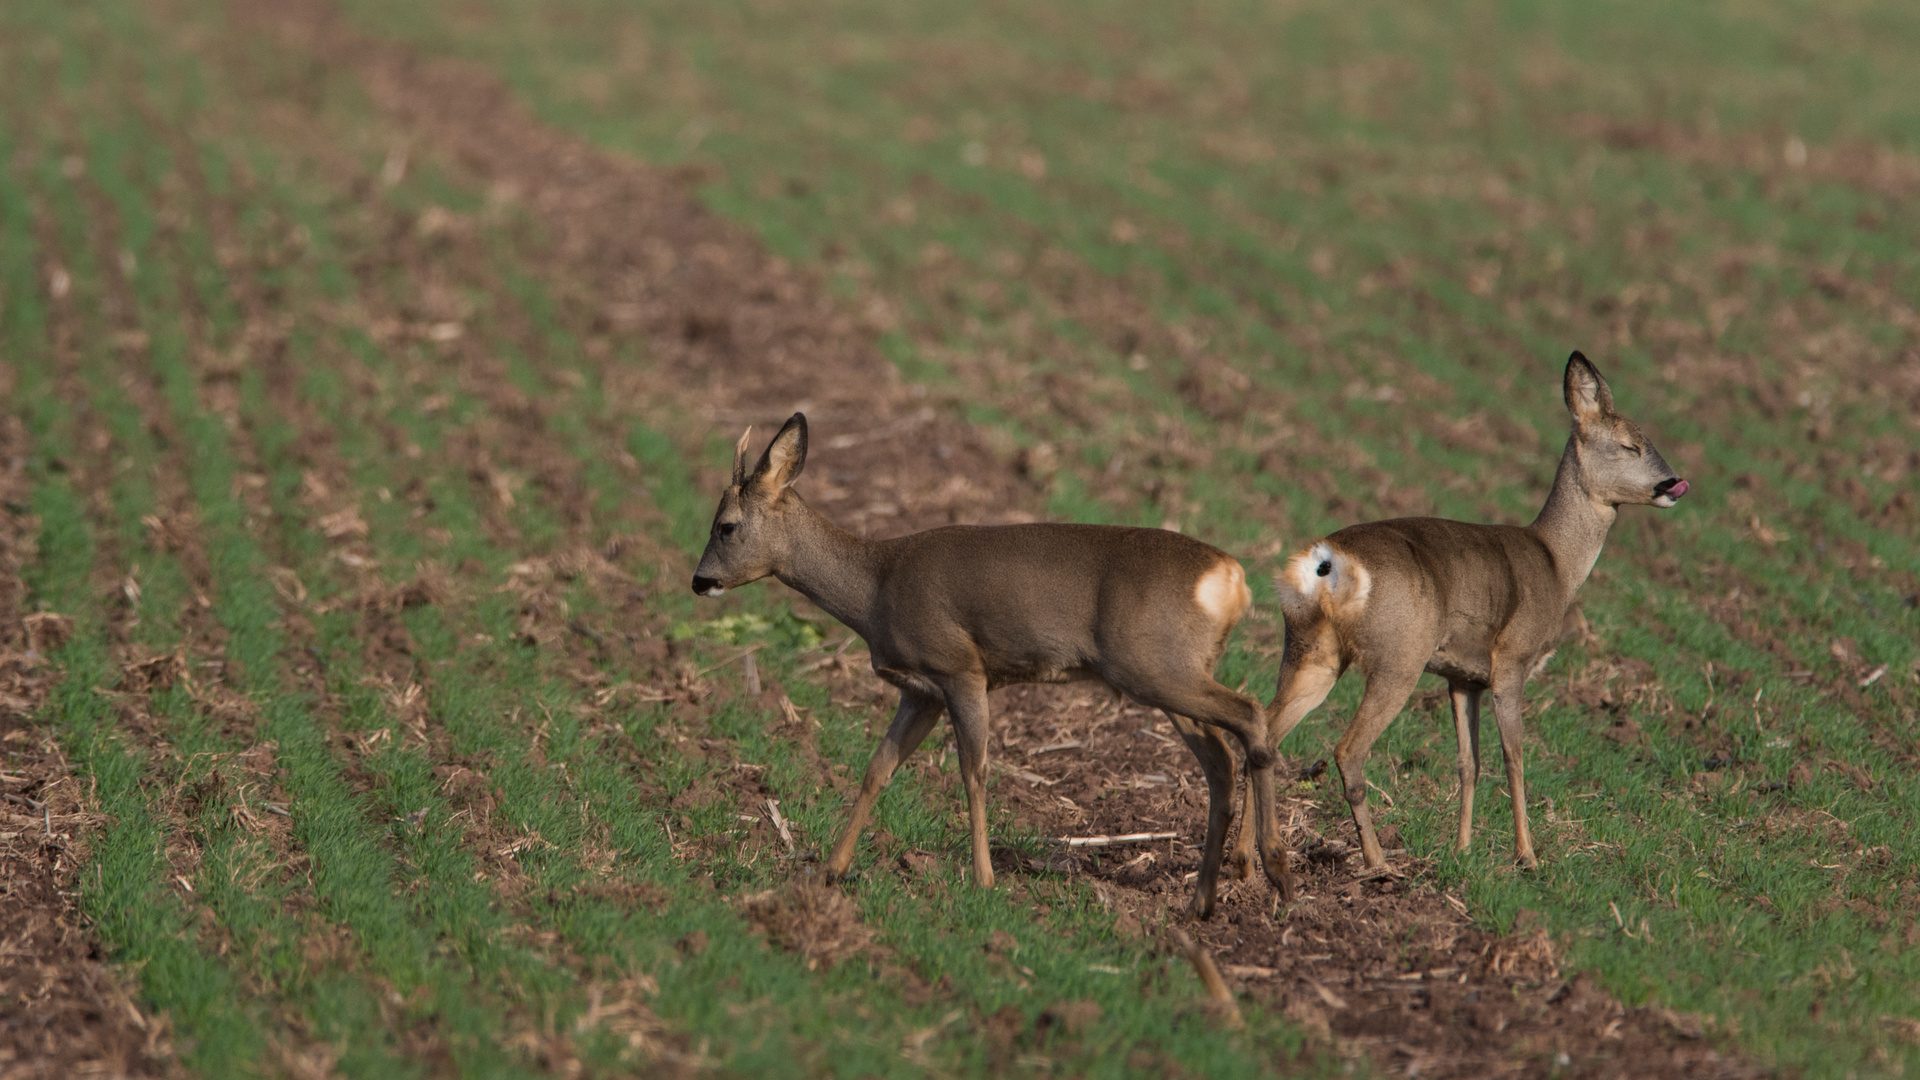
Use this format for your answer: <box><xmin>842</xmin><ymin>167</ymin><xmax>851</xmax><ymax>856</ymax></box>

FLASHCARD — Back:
<box><xmin>221</xmin><ymin>3</ymin><xmax>1774</xmax><ymax>1077</ymax></box>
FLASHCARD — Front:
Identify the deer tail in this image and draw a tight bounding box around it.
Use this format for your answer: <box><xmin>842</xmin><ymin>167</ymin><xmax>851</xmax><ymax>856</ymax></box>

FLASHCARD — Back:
<box><xmin>1276</xmin><ymin>541</ymin><xmax>1371</xmax><ymax>623</ymax></box>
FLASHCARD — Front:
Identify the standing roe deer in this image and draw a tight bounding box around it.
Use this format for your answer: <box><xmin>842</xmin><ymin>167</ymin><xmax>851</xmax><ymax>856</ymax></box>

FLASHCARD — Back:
<box><xmin>1233</xmin><ymin>352</ymin><xmax>1688</xmax><ymax>876</ymax></box>
<box><xmin>692</xmin><ymin>413</ymin><xmax>1292</xmax><ymax>916</ymax></box>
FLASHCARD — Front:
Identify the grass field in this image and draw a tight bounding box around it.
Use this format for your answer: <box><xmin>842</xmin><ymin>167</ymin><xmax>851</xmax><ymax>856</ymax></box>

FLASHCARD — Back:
<box><xmin>1</xmin><ymin>0</ymin><xmax>1916</xmax><ymax>1076</ymax></box>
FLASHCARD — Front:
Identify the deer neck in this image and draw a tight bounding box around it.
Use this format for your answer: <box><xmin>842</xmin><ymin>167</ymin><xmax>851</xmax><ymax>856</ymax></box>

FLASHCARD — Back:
<box><xmin>1527</xmin><ymin>435</ymin><xmax>1618</xmax><ymax>599</ymax></box>
<box><xmin>772</xmin><ymin>498</ymin><xmax>884</xmax><ymax>637</ymax></box>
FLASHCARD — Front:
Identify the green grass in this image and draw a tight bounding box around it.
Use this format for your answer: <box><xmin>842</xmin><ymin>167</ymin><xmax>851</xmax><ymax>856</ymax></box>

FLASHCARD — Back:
<box><xmin>5</xmin><ymin>0</ymin><xmax>1919</xmax><ymax>1075</ymax></box>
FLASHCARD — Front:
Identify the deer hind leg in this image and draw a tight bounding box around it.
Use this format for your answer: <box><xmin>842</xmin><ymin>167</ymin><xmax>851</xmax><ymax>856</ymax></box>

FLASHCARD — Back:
<box><xmin>1230</xmin><ymin>656</ymin><xmax>1338</xmax><ymax>881</ymax></box>
<box><xmin>1333</xmin><ymin>665</ymin><xmax>1423</xmax><ymax>870</ymax></box>
<box><xmin>1146</xmin><ymin>680</ymin><xmax>1293</xmax><ymax>905</ymax></box>
<box><xmin>941</xmin><ymin>676</ymin><xmax>997</xmax><ymax>888</ymax></box>
<box><xmin>1489</xmin><ymin>677</ymin><xmax>1538</xmax><ymax>868</ymax></box>
<box><xmin>1167</xmin><ymin>712</ymin><xmax>1236</xmax><ymax>920</ymax></box>
<box><xmin>827</xmin><ymin>689</ymin><xmax>944</xmax><ymax>880</ymax></box>
<box><xmin>1450</xmin><ymin>684</ymin><xmax>1484</xmax><ymax>852</ymax></box>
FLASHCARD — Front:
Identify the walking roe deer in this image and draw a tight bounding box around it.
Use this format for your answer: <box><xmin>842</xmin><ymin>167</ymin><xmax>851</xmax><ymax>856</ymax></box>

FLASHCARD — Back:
<box><xmin>692</xmin><ymin>413</ymin><xmax>1292</xmax><ymax>916</ymax></box>
<box><xmin>1233</xmin><ymin>352</ymin><xmax>1688</xmax><ymax>877</ymax></box>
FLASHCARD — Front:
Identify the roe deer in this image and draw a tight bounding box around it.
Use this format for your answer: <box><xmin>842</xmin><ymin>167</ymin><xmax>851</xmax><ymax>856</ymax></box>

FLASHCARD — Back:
<box><xmin>692</xmin><ymin>413</ymin><xmax>1292</xmax><ymax>916</ymax></box>
<box><xmin>1233</xmin><ymin>352</ymin><xmax>1688</xmax><ymax>876</ymax></box>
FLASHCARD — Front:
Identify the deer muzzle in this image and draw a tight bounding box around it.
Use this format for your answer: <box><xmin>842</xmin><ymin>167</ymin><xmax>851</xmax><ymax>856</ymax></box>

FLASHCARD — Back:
<box><xmin>1651</xmin><ymin>477</ymin><xmax>1689</xmax><ymax>507</ymax></box>
<box><xmin>691</xmin><ymin>575</ymin><xmax>726</xmax><ymax>597</ymax></box>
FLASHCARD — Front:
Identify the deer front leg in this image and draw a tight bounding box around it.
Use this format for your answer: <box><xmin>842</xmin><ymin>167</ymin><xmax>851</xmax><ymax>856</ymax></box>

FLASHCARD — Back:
<box><xmin>942</xmin><ymin>677</ymin><xmax>996</xmax><ymax>888</ymax></box>
<box><xmin>827</xmin><ymin>689</ymin><xmax>945</xmax><ymax>880</ymax></box>
<box><xmin>1333</xmin><ymin>667</ymin><xmax>1422</xmax><ymax>870</ymax></box>
<box><xmin>1168</xmin><ymin>712</ymin><xmax>1235</xmax><ymax>919</ymax></box>
<box><xmin>1489</xmin><ymin>676</ymin><xmax>1538</xmax><ymax>868</ymax></box>
<box><xmin>1449</xmin><ymin>684</ymin><xmax>1483</xmax><ymax>852</ymax></box>
<box><xmin>1233</xmin><ymin>658</ymin><xmax>1338</xmax><ymax>880</ymax></box>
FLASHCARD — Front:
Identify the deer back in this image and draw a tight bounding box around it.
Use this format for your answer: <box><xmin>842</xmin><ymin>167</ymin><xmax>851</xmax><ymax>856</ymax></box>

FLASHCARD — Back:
<box><xmin>867</xmin><ymin>523</ymin><xmax>1246</xmax><ymax>689</ymax></box>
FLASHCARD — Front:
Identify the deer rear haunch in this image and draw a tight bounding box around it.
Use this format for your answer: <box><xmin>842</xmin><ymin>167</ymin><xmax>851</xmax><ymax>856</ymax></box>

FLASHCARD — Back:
<box><xmin>1232</xmin><ymin>351</ymin><xmax>1689</xmax><ymax>876</ymax></box>
<box><xmin>691</xmin><ymin>413</ymin><xmax>1291</xmax><ymax>917</ymax></box>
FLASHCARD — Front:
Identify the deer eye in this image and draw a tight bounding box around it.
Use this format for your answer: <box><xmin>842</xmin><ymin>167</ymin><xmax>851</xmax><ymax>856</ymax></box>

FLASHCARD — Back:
<box><xmin>1618</xmin><ymin>442</ymin><xmax>1642</xmax><ymax>456</ymax></box>
<box><xmin>718</xmin><ymin>522</ymin><xmax>739</xmax><ymax>538</ymax></box>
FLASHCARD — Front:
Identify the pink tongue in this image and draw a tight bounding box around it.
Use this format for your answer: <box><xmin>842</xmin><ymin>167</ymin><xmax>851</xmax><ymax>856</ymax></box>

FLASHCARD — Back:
<box><xmin>1665</xmin><ymin>479</ymin><xmax>1690</xmax><ymax>499</ymax></box>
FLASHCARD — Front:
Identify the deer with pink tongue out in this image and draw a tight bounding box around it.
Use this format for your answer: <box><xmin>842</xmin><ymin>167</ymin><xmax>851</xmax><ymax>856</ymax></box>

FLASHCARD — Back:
<box><xmin>1234</xmin><ymin>351</ymin><xmax>1688</xmax><ymax>880</ymax></box>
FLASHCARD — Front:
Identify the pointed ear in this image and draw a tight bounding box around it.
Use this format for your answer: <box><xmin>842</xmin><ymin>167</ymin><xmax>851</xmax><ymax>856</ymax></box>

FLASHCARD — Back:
<box><xmin>731</xmin><ymin>427</ymin><xmax>753</xmax><ymax>488</ymax></box>
<box><xmin>1563</xmin><ymin>351</ymin><xmax>1614</xmax><ymax>424</ymax></box>
<box><xmin>750</xmin><ymin>413</ymin><xmax>808</xmax><ymax>493</ymax></box>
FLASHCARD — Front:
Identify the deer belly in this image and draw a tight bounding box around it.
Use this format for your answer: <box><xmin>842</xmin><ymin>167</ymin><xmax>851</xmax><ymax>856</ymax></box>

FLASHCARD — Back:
<box><xmin>985</xmin><ymin>662</ymin><xmax>1101</xmax><ymax>691</ymax></box>
<box><xmin>1427</xmin><ymin>626</ymin><xmax>1494</xmax><ymax>685</ymax></box>
<box><xmin>874</xmin><ymin>667</ymin><xmax>944</xmax><ymax>697</ymax></box>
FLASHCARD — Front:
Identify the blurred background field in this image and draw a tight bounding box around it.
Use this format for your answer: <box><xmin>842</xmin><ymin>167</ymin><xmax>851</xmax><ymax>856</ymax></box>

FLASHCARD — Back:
<box><xmin>1</xmin><ymin>0</ymin><xmax>1917</xmax><ymax>1076</ymax></box>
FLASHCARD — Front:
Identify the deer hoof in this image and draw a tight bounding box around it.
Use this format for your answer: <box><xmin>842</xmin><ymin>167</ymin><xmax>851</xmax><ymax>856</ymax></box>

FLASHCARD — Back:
<box><xmin>1260</xmin><ymin>851</ymin><xmax>1294</xmax><ymax>898</ymax></box>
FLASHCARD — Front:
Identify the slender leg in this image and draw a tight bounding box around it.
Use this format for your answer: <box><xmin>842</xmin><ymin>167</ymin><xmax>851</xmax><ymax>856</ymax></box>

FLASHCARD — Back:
<box><xmin>1168</xmin><ymin>712</ymin><xmax>1236</xmax><ymax>919</ymax></box>
<box><xmin>941</xmin><ymin>676</ymin><xmax>997</xmax><ymax>888</ymax></box>
<box><xmin>1488</xmin><ymin>675</ymin><xmax>1538</xmax><ymax>868</ymax></box>
<box><xmin>1144</xmin><ymin>680</ymin><xmax>1292</xmax><ymax>905</ymax></box>
<box><xmin>826</xmin><ymin>689</ymin><xmax>945</xmax><ymax>880</ymax></box>
<box><xmin>1230</xmin><ymin>658</ymin><xmax>1338</xmax><ymax>879</ymax></box>
<box><xmin>1240</xmin><ymin>728</ymin><xmax>1294</xmax><ymax>902</ymax></box>
<box><xmin>1449</xmin><ymin>684</ymin><xmax>1483</xmax><ymax>852</ymax></box>
<box><xmin>1331</xmin><ymin>666</ymin><xmax>1423</xmax><ymax>869</ymax></box>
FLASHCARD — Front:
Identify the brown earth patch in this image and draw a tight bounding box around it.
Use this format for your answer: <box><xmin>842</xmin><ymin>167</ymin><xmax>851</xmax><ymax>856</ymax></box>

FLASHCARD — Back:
<box><xmin>736</xmin><ymin>879</ymin><xmax>874</xmax><ymax>972</ymax></box>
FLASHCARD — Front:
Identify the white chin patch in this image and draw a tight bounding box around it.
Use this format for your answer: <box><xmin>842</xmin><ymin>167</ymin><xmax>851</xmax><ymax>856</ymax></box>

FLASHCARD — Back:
<box><xmin>1652</xmin><ymin>495</ymin><xmax>1675</xmax><ymax>508</ymax></box>
<box><xmin>702</xmin><ymin>586</ymin><xmax>727</xmax><ymax>597</ymax></box>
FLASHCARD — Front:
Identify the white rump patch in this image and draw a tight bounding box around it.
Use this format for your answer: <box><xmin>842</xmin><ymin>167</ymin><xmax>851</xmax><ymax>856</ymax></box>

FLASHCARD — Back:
<box><xmin>1277</xmin><ymin>541</ymin><xmax>1370</xmax><ymax>620</ymax></box>
<box><xmin>1282</xmin><ymin>542</ymin><xmax>1335</xmax><ymax>595</ymax></box>
<box><xmin>1194</xmin><ymin>561</ymin><xmax>1250</xmax><ymax>626</ymax></box>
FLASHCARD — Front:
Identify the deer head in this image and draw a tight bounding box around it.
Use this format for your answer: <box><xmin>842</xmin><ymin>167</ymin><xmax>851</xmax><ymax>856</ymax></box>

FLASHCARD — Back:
<box><xmin>1562</xmin><ymin>352</ymin><xmax>1688</xmax><ymax>509</ymax></box>
<box><xmin>691</xmin><ymin>413</ymin><xmax>809</xmax><ymax>597</ymax></box>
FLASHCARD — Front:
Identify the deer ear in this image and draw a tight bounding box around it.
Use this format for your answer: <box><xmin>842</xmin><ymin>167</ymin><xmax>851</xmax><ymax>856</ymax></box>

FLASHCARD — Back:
<box><xmin>1563</xmin><ymin>351</ymin><xmax>1614</xmax><ymax>423</ymax></box>
<box><xmin>731</xmin><ymin>427</ymin><xmax>753</xmax><ymax>488</ymax></box>
<box><xmin>751</xmin><ymin>413</ymin><xmax>808</xmax><ymax>492</ymax></box>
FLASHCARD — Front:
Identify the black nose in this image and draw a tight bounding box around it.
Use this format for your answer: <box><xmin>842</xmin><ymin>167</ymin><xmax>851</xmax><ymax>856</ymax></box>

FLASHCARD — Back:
<box><xmin>692</xmin><ymin>575</ymin><xmax>718</xmax><ymax>595</ymax></box>
<box><xmin>1653</xmin><ymin>477</ymin><xmax>1688</xmax><ymax>499</ymax></box>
